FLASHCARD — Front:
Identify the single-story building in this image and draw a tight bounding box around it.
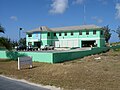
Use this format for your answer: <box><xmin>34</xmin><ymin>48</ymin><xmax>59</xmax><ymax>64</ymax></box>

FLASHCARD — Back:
<box><xmin>26</xmin><ymin>25</ymin><xmax>105</xmax><ymax>48</ymax></box>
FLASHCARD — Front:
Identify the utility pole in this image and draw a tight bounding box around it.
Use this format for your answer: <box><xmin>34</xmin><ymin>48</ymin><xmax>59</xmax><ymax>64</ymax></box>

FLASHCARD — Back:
<box><xmin>19</xmin><ymin>27</ymin><xmax>23</xmax><ymax>45</ymax></box>
<box><xmin>83</xmin><ymin>4</ymin><xmax>86</xmax><ymax>25</ymax></box>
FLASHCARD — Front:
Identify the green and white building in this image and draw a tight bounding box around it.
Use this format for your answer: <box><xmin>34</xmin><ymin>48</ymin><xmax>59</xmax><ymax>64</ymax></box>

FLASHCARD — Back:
<box><xmin>26</xmin><ymin>25</ymin><xmax>105</xmax><ymax>48</ymax></box>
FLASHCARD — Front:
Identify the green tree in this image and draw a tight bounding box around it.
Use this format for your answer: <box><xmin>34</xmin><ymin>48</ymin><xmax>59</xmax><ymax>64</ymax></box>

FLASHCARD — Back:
<box><xmin>102</xmin><ymin>25</ymin><xmax>111</xmax><ymax>43</ymax></box>
<box><xmin>19</xmin><ymin>38</ymin><xmax>26</xmax><ymax>46</ymax></box>
<box><xmin>0</xmin><ymin>25</ymin><xmax>12</xmax><ymax>50</ymax></box>
<box><xmin>0</xmin><ymin>25</ymin><xmax>4</xmax><ymax>33</ymax></box>
<box><xmin>12</xmin><ymin>40</ymin><xmax>18</xmax><ymax>47</ymax></box>
<box><xmin>0</xmin><ymin>37</ymin><xmax>12</xmax><ymax>50</ymax></box>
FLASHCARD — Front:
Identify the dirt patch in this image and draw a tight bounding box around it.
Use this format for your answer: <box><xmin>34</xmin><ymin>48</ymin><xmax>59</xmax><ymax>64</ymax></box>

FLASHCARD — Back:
<box><xmin>0</xmin><ymin>50</ymin><xmax>120</xmax><ymax>90</ymax></box>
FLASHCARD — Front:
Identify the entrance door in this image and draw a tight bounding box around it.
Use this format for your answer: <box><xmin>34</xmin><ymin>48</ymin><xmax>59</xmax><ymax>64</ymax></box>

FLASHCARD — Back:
<box><xmin>82</xmin><ymin>40</ymin><xmax>96</xmax><ymax>47</ymax></box>
<box><xmin>34</xmin><ymin>42</ymin><xmax>41</xmax><ymax>48</ymax></box>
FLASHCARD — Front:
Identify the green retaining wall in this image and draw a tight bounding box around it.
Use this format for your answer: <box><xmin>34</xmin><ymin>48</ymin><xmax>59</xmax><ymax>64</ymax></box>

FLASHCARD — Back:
<box><xmin>52</xmin><ymin>47</ymin><xmax>109</xmax><ymax>63</ymax></box>
<box><xmin>0</xmin><ymin>51</ymin><xmax>53</xmax><ymax>63</ymax></box>
<box><xmin>0</xmin><ymin>45</ymin><xmax>120</xmax><ymax>63</ymax></box>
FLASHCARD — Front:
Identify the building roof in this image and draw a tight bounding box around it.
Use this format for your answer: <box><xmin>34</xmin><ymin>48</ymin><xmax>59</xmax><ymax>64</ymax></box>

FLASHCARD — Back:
<box><xmin>26</xmin><ymin>25</ymin><xmax>102</xmax><ymax>33</ymax></box>
<box><xmin>26</xmin><ymin>26</ymin><xmax>52</xmax><ymax>33</ymax></box>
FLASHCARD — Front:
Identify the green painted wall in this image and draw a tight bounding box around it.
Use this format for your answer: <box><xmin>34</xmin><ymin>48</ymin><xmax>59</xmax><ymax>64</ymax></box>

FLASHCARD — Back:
<box><xmin>0</xmin><ymin>45</ymin><xmax>120</xmax><ymax>63</ymax></box>
<box><xmin>0</xmin><ymin>51</ymin><xmax>8</xmax><ymax>59</ymax></box>
<box><xmin>26</xmin><ymin>29</ymin><xmax>105</xmax><ymax>48</ymax></box>
<box><xmin>41</xmin><ymin>32</ymin><xmax>47</xmax><ymax>46</ymax></box>
<box><xmin>52</xmin><ymin>47</ymin><xmax>109</xmax><ymax>63</ymax></box>
<box><xmin>0</xmin><ymin>47</ymin><xmax>108</xmax><ymax>63</ymax></box>
<box><xmin>21</xmin><ymin>52</ymin><xmax>53</xmax><ymax>63</ymax></box>
<box><xmin>100</xmin><ymin>39</ymin><xmax>105</xmax><ymax>47</ymax></box>
<box><xmin>52</xmin><ymin>29</ymin><xmax>105</xmax><ymax>48</ymax></box>
<box><xmin>47</xmin><ymin>32</ymin><xmax>53</xmax><ymax>46</ymax></box>
<box><xmin>0</xmin><ymin>51</ymin><xmax>53</xmax><ymax>63</ymax></box>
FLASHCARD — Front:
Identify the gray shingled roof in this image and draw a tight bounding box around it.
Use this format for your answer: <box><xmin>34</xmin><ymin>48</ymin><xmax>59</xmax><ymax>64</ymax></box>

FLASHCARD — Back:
<box><xmin>26</xmin><ymin>26</ymin><xmax>52</xmax><ymax>33</ymax></box>
<box><xmin>26</xmin><ymin>25</ymin><xmax>102</xmax><ymax>33</ymax></box>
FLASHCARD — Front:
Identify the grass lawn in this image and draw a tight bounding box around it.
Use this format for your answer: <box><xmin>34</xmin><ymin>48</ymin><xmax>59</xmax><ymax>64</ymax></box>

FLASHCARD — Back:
<box><xmin>0</xmin><ymin>49</ymin><xmax>120</xmax><ymax>90</ymax></box>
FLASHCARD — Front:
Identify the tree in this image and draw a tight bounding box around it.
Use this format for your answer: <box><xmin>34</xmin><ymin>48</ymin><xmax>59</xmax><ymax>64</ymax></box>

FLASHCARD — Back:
<box><xmin>0</xmin><ymin>37</ymin><xmax>12</xmax><ymax>50</ymax></box>
<box><xmin>0</xmin><ymin>25</ymin><xmax>12</xmax><ymax>50</ymax></box>
<box><xmin>11</xmin><ymin>40</ymin><xmax>18</xmax><ymax>47</ymax></box>
<box><xmin>0</xmin><ymin>25</ymin><xmax>4</xmax><ymax>33</ymax></box>
<box><xmin>19</xmin><ymin>38</ymin><xmax>26</xmax><ymax>46</ymax></box>
<box><xmin>102</xmin><ymin>25</ymin><xmax>111</xmax><ymax>43</ymax></box>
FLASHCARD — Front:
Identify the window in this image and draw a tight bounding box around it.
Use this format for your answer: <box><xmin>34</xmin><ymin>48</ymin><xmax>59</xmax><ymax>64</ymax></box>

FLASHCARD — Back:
<box><xmin>101</xmin><ymin>31</ymin><xmax>103</xmax><ymax>35</ymax></box>
<box><xmin>71</xmin><ymin>32</ymin><xmax>73</xmax><ymax>36</ymax></box>
<box><xmin>64</xmin><ymin>32</ymin><xmax>67</xmax><ymax>36</ymax></box>
<box><xmin>79</xmin><ymin>31</ymin><xmax>82</xmax><ymax>35</ymax></box>
<box><xmin>59</xmin><ymin>33</ymin><xmax>61</xmax><ymax>36</ymax></box>
<box><xmin>93</xmin><ymin>30</ymin><xmax>96</xmax><ymax>35</ymax></box>
<box><xmin>28</xmin><ymin>34</ymin><xmax>32</xmax><ymax>37</ymax></box>
<box><xmin>54</xmin><ymin>33</ymin><xmax>56</xmax><ymax>36</ymax></box>
<box><xmin>86</xmin><ymin>31</ymin><xmax>89</xmax><ymax>35</ymax></box>
<box><xmin>48</xmin><ymin>32</ymin><xmax>50</xmax><ymax>36</ymax></box>
<box><xmin>28</xmin><ymin>42</ymin><xmax>32</xmax><ymax>45</ymax></box>
<box><xmin>36</xmin><ymin>34</ymin><xmax>38</xmax><ymax>37</ymax></box>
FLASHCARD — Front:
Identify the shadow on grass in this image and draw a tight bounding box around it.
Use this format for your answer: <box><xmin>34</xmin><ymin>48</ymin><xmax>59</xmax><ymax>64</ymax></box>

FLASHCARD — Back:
<box><xmin>0</xmin><ymin>59</ymin><xmax>12</xmax><ymax>62</ymax></box>
<box><xmin>18</xmin><ymin>66</ymin><xmax>39</xmax><ymax>70</ymax></box>
<box><xmin>6</xmin><ymin>51</ymin><xmax>28</xmax><ymax>60</ymax></box>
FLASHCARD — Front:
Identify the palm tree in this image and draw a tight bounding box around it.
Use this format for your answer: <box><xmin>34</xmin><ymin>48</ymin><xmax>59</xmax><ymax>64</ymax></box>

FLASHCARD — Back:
<box><xmin>0</xmin><ymin>25</ymin><xmax>5</xmax><ymax>33</ymax></box>
<box><xmin>0</xmin><ymin>25</ymin><xmax>12</xmax><ymax>50</ymax></box>
<box><xmin>102</xmin><ymin>25</ymin><xmax>111</xmax><ymax>43</ymax></box>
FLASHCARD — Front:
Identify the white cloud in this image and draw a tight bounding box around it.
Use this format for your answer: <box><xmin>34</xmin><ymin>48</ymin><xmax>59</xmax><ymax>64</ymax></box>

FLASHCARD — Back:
<box><xmin>10</xmin><ymin>16</ymin><xmax>18</xmax><ymax>21</ymax></box>
<box><xmin>73</xmin><ymin>0</ymin><xmax>85</xmax><ymax>5</ymax></box>
<box><xmin>49</xmin><ymin>0</ymin><xmax>68</xmax><ymax>14</ymax></box>
<box><xmin>98</xmin><ymin>0</ymin><xmax>108</xmax><ymax>5</ymax></box>
<box><xmin>92</xmin><ymin>16</ymin><xmax>103</xmax><ymax>23</ymax></box>
<box><xmin>115</xmin><ymin>3</ymin><xmax>120</xmax><ymax>20</ymax></box>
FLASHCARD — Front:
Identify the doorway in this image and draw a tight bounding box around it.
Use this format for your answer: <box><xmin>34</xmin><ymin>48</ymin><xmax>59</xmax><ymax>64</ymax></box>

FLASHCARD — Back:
<box><xmin>82</xmin><ymin>40</ymin><xmax>96</xmax><ymax>47</ymax></box>
<box><xmin>34</xmin><ymin>42</ymin><xmax>41</xmax><ymax>48</ymax></box>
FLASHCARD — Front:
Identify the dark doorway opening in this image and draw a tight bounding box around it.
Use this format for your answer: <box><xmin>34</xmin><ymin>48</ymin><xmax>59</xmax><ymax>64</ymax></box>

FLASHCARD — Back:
<box><xmin>82</xmin><ymin>40</ymin><xmax>96</xmax><ymax>47</ymax></box>
<box><xmin>34</xmin><ymin>42</ymin><xmax>41</xmax><ymax>48</ymax></box>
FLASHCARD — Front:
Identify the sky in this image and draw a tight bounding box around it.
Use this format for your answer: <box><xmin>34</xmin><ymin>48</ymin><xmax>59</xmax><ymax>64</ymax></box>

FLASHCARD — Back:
<box><xmin>0</xmin><ymin>0</ymin><xmax>120</xmax><ymax>42</ymax></box>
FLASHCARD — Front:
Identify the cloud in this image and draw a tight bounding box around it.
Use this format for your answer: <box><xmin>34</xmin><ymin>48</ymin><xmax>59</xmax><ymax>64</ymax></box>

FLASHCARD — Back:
<box><xmin>10</xmin><ymin>16</ymin><xmax>18</xmax><ymax>21</ymax></box>
<box><xmin>92</xmin><ymin>16</ymin><xmax>103</xmax><ymax>23</ymax></box>
<box><xmin>98</xmin><ymin>0</ymin><xmax>108</xmax><ymax>5</ymax></box>
<box><xmin>49</xmin><ymin>0</ymin><xmax>68</xmax><ymax>14</ymax></box>
<box><xmin>72</xmin><ymin>0</ymin><xmax>85</xmax><ymax>5</ymax></box>
<box><xmin>115</xmin><ymin>3</ymin><xmax>120</xmax><ymax>20</ymax></box>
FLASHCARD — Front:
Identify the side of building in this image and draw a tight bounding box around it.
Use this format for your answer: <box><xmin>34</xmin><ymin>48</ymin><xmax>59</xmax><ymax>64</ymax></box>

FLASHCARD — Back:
<box><xmin>26</xmin><ymin>25</ymin><xmax>105</xmax><ymax>48</ymax></box>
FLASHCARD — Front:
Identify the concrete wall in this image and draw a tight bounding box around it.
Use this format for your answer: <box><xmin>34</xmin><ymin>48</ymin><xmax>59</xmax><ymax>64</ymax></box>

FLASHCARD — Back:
<box><xmin>52</xmin><ymin>47</ymin><xmax>109</xmax><ymax>63</ymax></box>
<box><xmin>0</xmin><ymin>46</ymin><xmax>113</xmax><ymax>63</ymax></box>
<box><xmin>0</xmin><ymin>50</ymin><xmax>53</xmax><ymax>63</ymax></box>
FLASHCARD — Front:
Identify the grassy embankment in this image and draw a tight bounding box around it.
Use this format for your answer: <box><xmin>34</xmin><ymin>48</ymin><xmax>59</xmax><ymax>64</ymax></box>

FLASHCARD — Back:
<box><xmin>0</xmin><ymin>48</ymin><xmax>120</xmax><ymax>90</ymax></box>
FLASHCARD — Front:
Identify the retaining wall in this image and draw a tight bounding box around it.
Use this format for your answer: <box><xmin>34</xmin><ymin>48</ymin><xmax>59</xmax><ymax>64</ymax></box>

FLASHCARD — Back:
<box><xmin>0</xmin><ymin>45</ymin><xmax>120</xmax><ymax>63</ymax></box>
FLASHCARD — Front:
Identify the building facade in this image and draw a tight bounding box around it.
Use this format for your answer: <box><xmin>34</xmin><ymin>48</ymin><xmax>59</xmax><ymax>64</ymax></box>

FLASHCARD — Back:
<box><xmin>26</xmin><ymin>25</ymin><xmax>105</xmax><ymax>48</ymax></box>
